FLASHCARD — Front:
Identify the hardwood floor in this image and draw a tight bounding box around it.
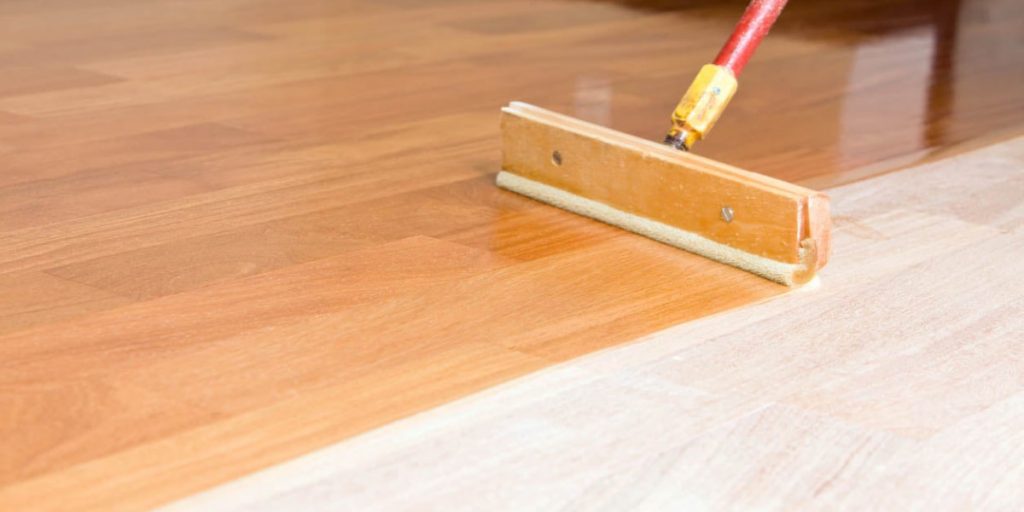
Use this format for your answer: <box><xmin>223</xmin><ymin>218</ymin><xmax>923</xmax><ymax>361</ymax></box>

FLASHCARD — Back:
<box><xmin>164</xmin><ymin>137</ymin><xmax>1024</xmax><ymax>512</ymax></box>
<box><xmin>1</xmin><ymin>0</ymin><xmax>1022</xmax><ymax>510</ymax></box>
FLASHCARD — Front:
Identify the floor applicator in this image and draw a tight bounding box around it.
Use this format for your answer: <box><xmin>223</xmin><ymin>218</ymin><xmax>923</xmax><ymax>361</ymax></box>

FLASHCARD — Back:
<box><xmin>496</xmin><ymin>0</ymin><xmax>831</xmax><ymax>286</ymax></box>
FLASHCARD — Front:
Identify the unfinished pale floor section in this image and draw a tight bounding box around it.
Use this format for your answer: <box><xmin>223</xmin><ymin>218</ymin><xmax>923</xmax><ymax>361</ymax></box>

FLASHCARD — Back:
<box><xmin>166</xmin><ymin>138</ymin><xmax>1024</xmax><ymax>512</ymax></box>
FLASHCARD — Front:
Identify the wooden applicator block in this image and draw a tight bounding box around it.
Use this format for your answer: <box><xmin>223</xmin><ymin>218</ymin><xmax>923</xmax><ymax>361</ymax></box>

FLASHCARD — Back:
<box><xmin>496</xmin><ymin>102</ymin><xmax>831</xmax><ymax>286</ymax></box>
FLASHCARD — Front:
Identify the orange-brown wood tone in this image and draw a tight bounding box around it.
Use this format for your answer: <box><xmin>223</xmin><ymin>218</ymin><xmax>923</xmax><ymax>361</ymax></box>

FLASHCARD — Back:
<box><xmin>1</xmin><ymin>0</ymin><xmax>1022</xmax><ymax>510</ymax></box>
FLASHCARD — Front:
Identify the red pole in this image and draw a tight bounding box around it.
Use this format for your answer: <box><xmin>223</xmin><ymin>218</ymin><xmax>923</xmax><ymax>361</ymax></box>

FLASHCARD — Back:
<box><xmin>713</xmin><ymin>0</ymin><xmax>788</xmax><ymax>76</ymax></box>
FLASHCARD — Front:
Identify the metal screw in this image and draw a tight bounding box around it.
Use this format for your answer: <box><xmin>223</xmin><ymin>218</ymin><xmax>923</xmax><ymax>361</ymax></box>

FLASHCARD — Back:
<box><xmin>720</xmin><ymin>206</ymin><xmax>734</xmax><ymax>223</ymax></box>
<box><xmin>551</xmin><ymin>150</ymin><xmax>563</xmax><ymax>166</ymax></box>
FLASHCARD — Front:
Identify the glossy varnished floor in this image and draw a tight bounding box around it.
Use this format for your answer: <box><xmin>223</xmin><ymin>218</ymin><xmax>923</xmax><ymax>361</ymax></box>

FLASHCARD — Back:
<box><xmin>1</xmin><ymin>0</ymin><xmax>1023</xmax><ymax>510</ymax></box>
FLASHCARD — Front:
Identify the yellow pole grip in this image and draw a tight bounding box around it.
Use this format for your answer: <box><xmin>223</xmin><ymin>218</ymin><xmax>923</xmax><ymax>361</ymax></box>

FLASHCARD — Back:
<box><xmin>666</xmin><ymin>64</ymin><xmax>738</xmax><ymax>150</ymax></box>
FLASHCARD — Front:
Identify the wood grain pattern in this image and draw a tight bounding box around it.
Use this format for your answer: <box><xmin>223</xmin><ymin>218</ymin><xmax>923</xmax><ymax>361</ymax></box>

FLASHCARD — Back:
<box><xmin>1</xmin><ymin>0</ymin><xmax>1023</xmax><ymax>510</ymax></box>
<box><xmin>164</xmin><ymin>137</ymin><xmax>1024</xmax><ymax>512</ymax></box>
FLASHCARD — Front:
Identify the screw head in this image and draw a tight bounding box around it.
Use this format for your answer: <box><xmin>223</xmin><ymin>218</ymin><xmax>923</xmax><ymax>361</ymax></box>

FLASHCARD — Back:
<box><xmin>551</xmin><ymin>150</ymin><xmax>563</xmax><ymax>166</ymax></box>
<box><xmin>720</xmin><ymin>206</ymin><xmax>734</xmax><ymax>223</ymax></box>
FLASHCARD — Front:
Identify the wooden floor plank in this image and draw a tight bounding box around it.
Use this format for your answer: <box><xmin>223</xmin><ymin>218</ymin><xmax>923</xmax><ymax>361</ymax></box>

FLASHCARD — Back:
<box><xmin>0</xmin><ymin>271</ymin><xmax>130</xmax><ymax>336</ymax></box>
<box><xmin>162</xmin><ymin>138</ymin><xmax>1024</xmax><ymax>512</ymax></box>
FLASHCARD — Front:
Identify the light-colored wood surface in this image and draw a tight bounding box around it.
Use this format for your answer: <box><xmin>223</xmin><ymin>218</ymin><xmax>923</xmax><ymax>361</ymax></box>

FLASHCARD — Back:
<box><xmin>164</xmin><ymin>137</ymin><xmax>1024</xmax><ymax>512</ymax></box>
<box><xmin>2</xmin><ymin>0</ymin><xmax>1024</xmax><ymax>510</ymax></box>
